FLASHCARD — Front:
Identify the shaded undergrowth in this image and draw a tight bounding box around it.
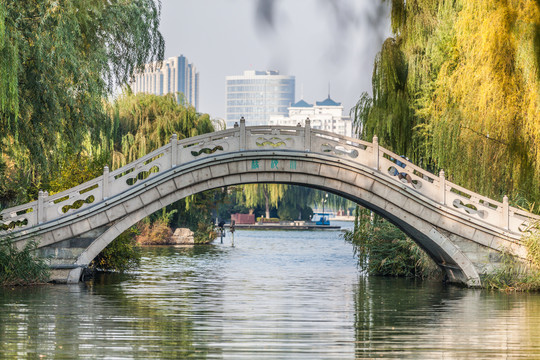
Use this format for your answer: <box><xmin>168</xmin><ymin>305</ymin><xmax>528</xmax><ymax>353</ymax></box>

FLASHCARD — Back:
<box><xmin>343</xmin><ymin>207</ymin><xmax>441</xmax><ymax>279</ymax></box>
<box><xmin>0</xmin><ymin>239</ymin><xmax>50</xmax><ymax>286</ymax></box>
<box><xmin>90</xmin><ymin>228</ymin><xmax>141</xmax><ymax>273</ymax></box>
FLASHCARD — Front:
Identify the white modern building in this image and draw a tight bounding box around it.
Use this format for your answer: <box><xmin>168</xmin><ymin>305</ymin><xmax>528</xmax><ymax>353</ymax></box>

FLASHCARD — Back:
<box><xmin>226</xmin><ymin>70</ymin><xmax>295</xmax><ymax>128</ymax></box>
<box><xmin>131</xmin><ymin>55</ymin><xmax>199</xmax><ymax>110</ymax></box>
<box><xmin>269</xmin><ymin>96</ymin><xmax>353</xmax><ymax>137</ymax></box>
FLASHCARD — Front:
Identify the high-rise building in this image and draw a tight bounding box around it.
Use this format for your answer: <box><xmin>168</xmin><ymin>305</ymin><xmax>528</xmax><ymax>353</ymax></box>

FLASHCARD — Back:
<box><xmin>226</xmin><ymin>70</ymin><xmax>295</xmax><ymax>128</ymax></box>
<box><xmin>269</xmin><ymin>96</ymin><xmax>353</xmax><ymax>137</ymax></box>
<box><xmin>132</xmin><ymin>55</ymin><xmax>199</xmax><ymax>111</ymax></box>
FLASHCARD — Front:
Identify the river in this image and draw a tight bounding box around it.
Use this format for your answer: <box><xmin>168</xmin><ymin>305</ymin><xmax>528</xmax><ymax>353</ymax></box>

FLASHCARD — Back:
<box><xmin>1</xmin><ymin>222</ymin><xmax>540</xmax><ymax>359</ymax></box>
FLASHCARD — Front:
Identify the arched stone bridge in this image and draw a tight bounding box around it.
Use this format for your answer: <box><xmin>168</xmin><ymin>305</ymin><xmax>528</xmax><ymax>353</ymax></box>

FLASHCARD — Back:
<box><xmin>1</xmin><ymin>119</ymin><xmax>538</xmax><ymax>286</ymax></box>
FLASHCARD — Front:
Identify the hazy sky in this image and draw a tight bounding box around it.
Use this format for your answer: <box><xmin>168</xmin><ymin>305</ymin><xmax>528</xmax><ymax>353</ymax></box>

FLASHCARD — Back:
<box><xmin>159</xmin><ymin>0</ymin><xmax>391</xmax><ymax>120</ymax></box>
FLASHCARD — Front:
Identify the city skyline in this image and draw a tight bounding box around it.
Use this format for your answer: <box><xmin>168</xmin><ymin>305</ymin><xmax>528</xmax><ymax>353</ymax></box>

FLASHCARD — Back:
<box><xmin>158</xmin><ymin>0</ymin><xmax>391</xmax><ymax>121</ymax></box>
<box><xmin>131</xmin><ymin>55</ymin><xmax>199</xmax><ymax>110</ymax></box>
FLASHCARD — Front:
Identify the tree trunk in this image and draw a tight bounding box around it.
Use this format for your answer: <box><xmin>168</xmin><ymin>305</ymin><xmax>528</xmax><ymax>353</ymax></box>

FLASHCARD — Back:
<box><xmin>264</xmin><ymin>187</ymin><xmax>270</xmax><ymax>219</ymax></box>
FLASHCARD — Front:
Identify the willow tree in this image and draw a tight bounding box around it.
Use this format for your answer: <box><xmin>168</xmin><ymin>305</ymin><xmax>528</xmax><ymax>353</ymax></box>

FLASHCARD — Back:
<box><xmin>355</xmin><ymin>0</ymin><xmax>540</xmax><ymax>210</ymax></box>
<box><xmin>109</xmin><ymin>92</ymin><xmax>214</xmax><ymax>169</ymax></box>
<box><xmin>0</xmin><ymin>0</ymin><xmax>164</xmax><ymax>205</ymax></box>
<box><xmin>352</xmin><ymin>37</ymin><xmax>417</xmax><ymax>159</ymax></box>
<box><xmin>240</xmin><ymin>184</ymin><xmax>288</xmax><ymax>219</ymax></box>
<box><xmin>424</xmin><ymin>0</ymin><xmax>540</xmax><ymax>204</ymax></box>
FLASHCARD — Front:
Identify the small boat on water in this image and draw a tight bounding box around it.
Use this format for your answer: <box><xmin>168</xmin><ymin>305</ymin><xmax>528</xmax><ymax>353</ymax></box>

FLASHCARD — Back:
<box><xmin>312</xmin><ymin>212</ymin><xmax>331</xmax><ymax>226</ymax></box>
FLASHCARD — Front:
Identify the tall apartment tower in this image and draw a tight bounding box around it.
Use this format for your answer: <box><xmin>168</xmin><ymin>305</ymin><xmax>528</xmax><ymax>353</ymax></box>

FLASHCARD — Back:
<box><xmin>132</xmin><ymin>55</ymin><xmax>199</xmax><ymax>111</ymax></box>
<box><xmin>226</xmin><ymin>70</ymin><xmax>295</xmax><ymax>128</ymax></box>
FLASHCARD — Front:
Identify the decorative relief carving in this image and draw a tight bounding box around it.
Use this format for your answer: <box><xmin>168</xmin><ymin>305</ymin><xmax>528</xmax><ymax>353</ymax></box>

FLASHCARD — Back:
<box><xmin>61</xmin><ymin>195</ymin><xmax>96</xmax><ymax>214</ymax></box>
<box><xmin>1</xmin><ymin>218</ymin><xmax>29</xmax><ymax>231</ymax></box>
<box><xmin>126</xmin><ymin>165</ymin><xmax>160</xmax><ymax>186</ymax></box>
<box><xmin>518</xmin><ymin>221</ymin><xmax>532</xmax><ymax>233</ymax></box>
<box><xmin>191</xmin><ymin>145</ymin><xmax>224</xmax><ymax>157</ymax></box>
<box><xmin>452</xmin><ymin>199</ymin><xmax>487</xmax><ymax>219</ymax></box>
<box><xmin>321</xmin><ymin>144</ymin><xmax>359</xmax><ymax>158</ymax></box>
<box><xmin>256</xmin><ymin>137</ymin><xmax>291</xmax><ymax>147</ymax></box>
<box><xmin>0</xmin><ymin>207</ymin><xmax>34</xmax><ymax>230</ymax></box>
<box><xmin>387</xmin><ymin>166</ymin><xmax>422</xmax><ymax>189</ymax></box>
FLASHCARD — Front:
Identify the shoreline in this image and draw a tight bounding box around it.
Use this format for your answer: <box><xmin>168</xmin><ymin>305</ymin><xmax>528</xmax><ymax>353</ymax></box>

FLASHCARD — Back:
<box><xmin>224</xmin><ymin>223</ymin><xmax>341</xmax><ymax>230</ymax></box>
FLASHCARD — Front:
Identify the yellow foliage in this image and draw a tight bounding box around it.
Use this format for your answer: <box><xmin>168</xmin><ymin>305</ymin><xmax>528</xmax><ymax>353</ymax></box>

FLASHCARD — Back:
<box><xmin>136</xmin><ymin>219</ymin><xmax>172</xmax><ymax>245</ymax></box>
<box><xmin>358</xmin><ymin>0</ymin><xmax>540</xmax><ymax>209</ymax></box>
<box><xmin>423</xmin><ymin>0</ymin><xmax>540</xmax><ymax>202</ymax></box>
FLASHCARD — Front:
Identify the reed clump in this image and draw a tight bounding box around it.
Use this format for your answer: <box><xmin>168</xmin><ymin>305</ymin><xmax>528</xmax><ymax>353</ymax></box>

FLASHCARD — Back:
<box><xmin>483</xmin><ymin>226</ymin><xmax>540</xmax><ymax>292</ymax></box>
<box><xmin>193</xmin><ymin>222</ymin><xmax>218</xmax><ymax>244</ymax></box>
<box><xmin>90</xmin><ymin>228</ymin><xmax>141</xmax><ymax>272</ymax></box>
<box><xmin>343</xmin><ymin>207</ymin><xmax>441</xmax><ymax>279</ymax></box>
<box><xmin>0</xmin><ymin>240</ymin><xmax>49</xmax><ymax>286</ymax></box>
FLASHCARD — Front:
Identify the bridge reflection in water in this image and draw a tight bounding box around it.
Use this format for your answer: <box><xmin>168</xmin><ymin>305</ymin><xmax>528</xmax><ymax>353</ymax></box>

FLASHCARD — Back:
<box><xmin>1</xmin><ymin>118</ymin><xmax>538</xmax><ymax>285</ymax></box>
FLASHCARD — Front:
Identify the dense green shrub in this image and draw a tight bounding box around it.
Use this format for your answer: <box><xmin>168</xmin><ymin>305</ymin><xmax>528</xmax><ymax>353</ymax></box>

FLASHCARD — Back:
<box><xmin>193</xmin><ymin>222</ymin><xmax>217</xmax><ymax>244</ymax></box>
<box><xmin>256</xmin><ymin>217</ymin><xmax>280</xmax><ymax>223</ymax></box>
<box><xmin>0</xmin><ymin>240</ymin><xmax>49</xmax><ymax>286</ymax></box>
<box><xmin>90</xmin><ymin>228</ymin><xmax>141</xmax><ymax>272</ymax></box>
<box><xmin>343</xmin><ymin>207</ymin><xmax>440</xmax><ymax>279</ymax></box>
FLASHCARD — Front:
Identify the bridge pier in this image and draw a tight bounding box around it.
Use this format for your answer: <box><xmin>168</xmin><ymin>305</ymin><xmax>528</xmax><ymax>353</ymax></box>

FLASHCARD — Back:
<box><xmin>37</xmin><ymin>227</ymin><xmax>109</xmax><ymax>283</ymax></box>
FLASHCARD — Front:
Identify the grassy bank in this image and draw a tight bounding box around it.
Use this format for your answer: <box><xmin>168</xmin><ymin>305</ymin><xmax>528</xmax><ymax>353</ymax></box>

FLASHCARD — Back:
<box><xmin>482</xmin><ymin>227</ymin><xmax>540</xmax><ymax>292</ymax></box>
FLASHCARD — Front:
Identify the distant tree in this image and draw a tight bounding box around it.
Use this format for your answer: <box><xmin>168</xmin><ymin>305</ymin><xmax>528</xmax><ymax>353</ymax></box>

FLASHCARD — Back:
<box><xmin>241</xmin><ymin>184</ymin><xmax>288</xmax><ymax>219</ymax></box>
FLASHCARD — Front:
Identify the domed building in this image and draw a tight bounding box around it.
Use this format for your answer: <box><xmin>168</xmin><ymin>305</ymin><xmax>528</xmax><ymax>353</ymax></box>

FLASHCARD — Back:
<box><xmin>269</xmin><ymin>95</ymin><xmax>353</xmax><ymax>137</ymax></box>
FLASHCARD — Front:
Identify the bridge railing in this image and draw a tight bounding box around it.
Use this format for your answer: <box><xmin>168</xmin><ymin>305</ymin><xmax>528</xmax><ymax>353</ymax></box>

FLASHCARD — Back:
<box><xmin>344</xmin><ymin>133</ymin><xmax>539</xmax><ymax>234</ymax></box>
<box><xmin>43</xmin><ymin>175</ymin><xmax>106</xmax><ymax>221</ymax></box>
<box><xmin>177</xmin><ymin>128</ymin><xmax>239</xmax><ymax>163</ymax></box>
<box><xmin>108</xmin><ymin>142</ymin><xmax>173</xmax><ymax>197</ymax></box>
<box><xmin>300</xmin><ymin>125</ymin><xmax>539</xmax><ymax>234</ymax></box>
<box><xmin>1</xmin><ymin>120</ymin><xmax>539</xmax><ymax>237</ymax></box>
<box><xmin>310</xmin><ymin>129</ymin><xmax>373</xmax><ymax>161</ymax></box>
<box><xmin>0</xmin><ymin>200</ymin><xmax>38</xmax><ymax>233</ymax></box>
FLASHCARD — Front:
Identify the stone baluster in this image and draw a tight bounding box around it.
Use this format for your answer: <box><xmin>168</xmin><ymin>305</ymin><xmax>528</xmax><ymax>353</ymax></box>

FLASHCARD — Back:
<box><xmin>239</xmin><ymin>117</ymin><xmax>246</xmax><ymax>150</ymax></box>
<box><xmin>37</xmin><ymin>190</ymin><xmax>48</xmax><ymax>224</ymax></box>
<box><xmin>502</xmin><ymin>195</ymin><xmax>509</xmax><ymax>230</ymax></box>
<box><xmin>304</xmin><ymin>118</ymin><xmax>311</xmax><ymax>152</ymax></box>
<box><xmin>102</xmin><ymin>166</ymin><xmax>110</xmax><ymax>200</ymax></box>
<box><xmin>170</xmin><ymin>134</ymin><xmax>178</xmax><ymax>168</ymax></box>
<box><xmin>372</xmin><ymin>136</ymin><xmax>379</xmax><ymax>171</ymax></box>
<box><xmin>439</xmin><ymin>170</ymin><xmax>446</xmax><ymax>205</ymax></box>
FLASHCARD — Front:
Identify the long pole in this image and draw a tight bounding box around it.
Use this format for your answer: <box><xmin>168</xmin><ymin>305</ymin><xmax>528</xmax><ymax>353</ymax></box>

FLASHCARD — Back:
<box><xmin>322</xmin><ymin>198</ymin><xmax>325</xmax><ymax>225</ymax></box>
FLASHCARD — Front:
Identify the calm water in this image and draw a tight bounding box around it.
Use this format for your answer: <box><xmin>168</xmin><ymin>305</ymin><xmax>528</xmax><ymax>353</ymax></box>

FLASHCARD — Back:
<box><xmin>2</xmin><ymin>223</ymin><xmax>540</xmax><ymax>359</ymax></box>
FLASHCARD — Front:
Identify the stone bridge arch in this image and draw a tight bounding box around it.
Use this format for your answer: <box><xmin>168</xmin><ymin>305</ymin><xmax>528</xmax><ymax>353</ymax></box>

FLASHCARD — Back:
<box><xmin>1</xmin><ymin>120</ymin><xmax>538</xmax><ymax>286</ymax></box>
